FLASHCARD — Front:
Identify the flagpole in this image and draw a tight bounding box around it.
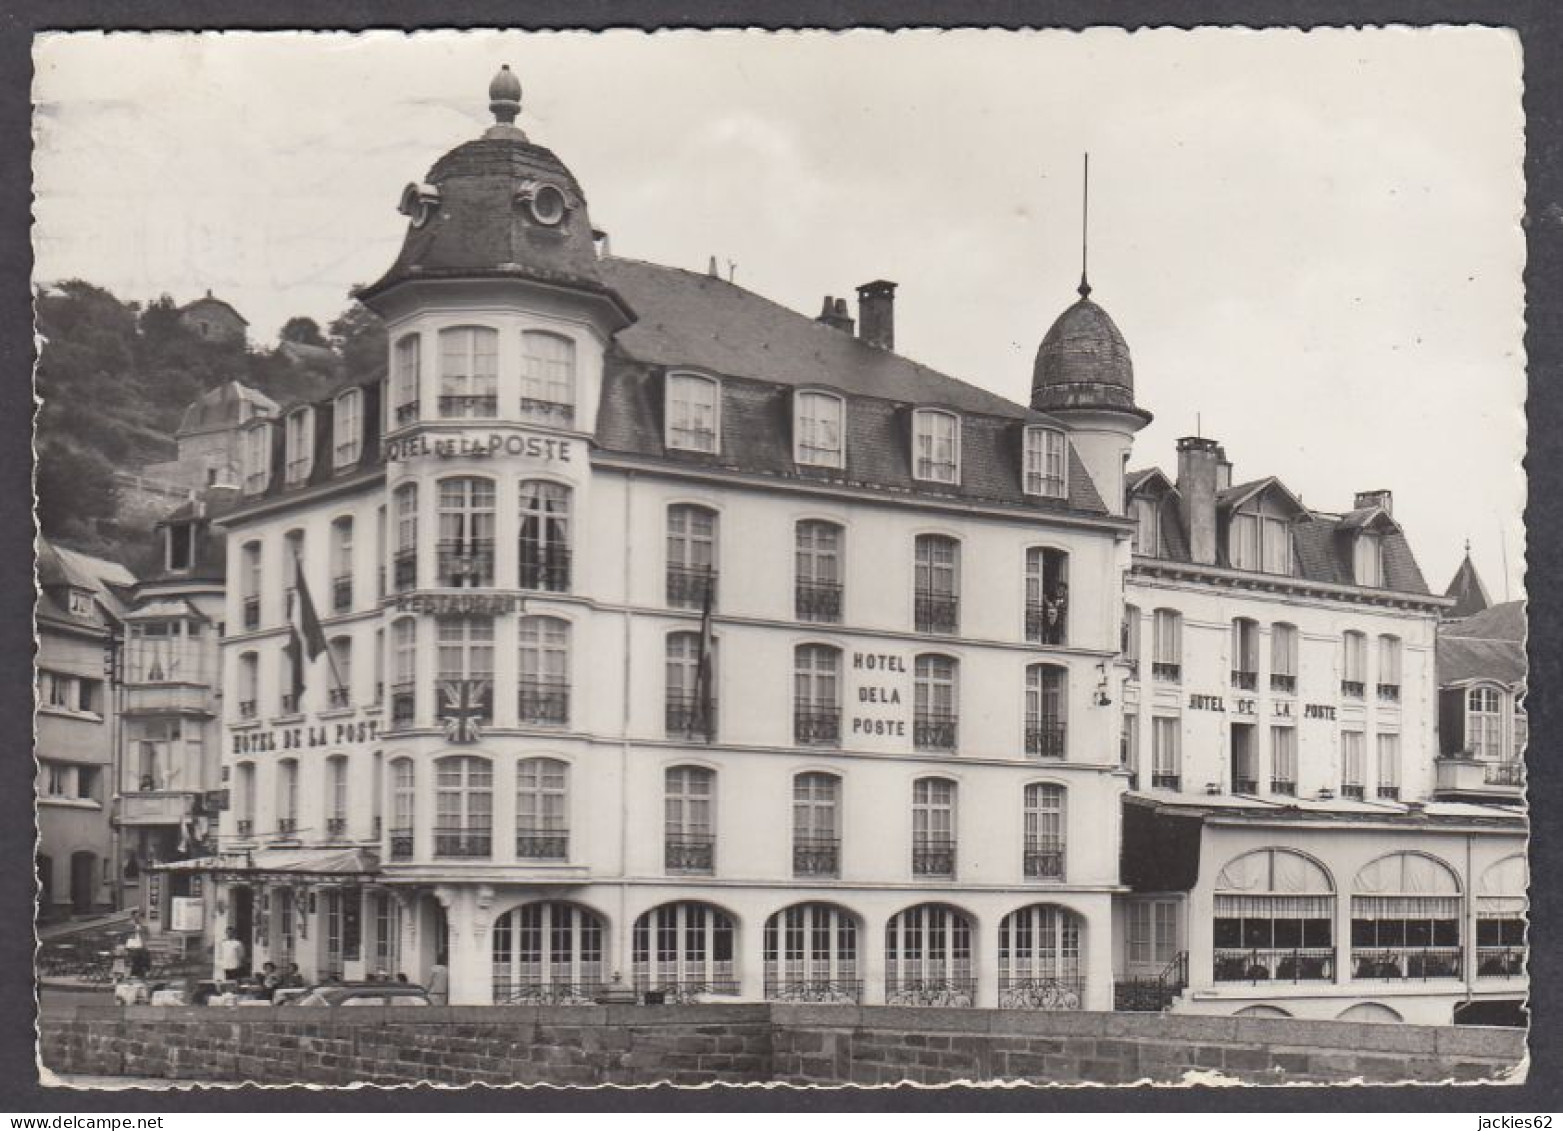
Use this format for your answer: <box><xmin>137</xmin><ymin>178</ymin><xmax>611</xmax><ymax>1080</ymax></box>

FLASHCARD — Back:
<box><xmin>292</xmin><ymin>550</ymin><xmax>347</xmax><ymax>698</ymax></box>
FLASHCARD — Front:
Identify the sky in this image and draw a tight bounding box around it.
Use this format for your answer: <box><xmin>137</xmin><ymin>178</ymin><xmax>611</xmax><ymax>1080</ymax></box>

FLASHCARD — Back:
<box><xmin>31</xmin><ymin>28</ymin><xmax>1527</xmax><ymax>600</ymax></box>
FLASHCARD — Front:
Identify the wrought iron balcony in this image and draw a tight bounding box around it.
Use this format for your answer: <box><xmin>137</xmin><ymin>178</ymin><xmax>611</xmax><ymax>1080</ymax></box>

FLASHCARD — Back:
<box><xmin>913</xmin><ymin>456</ymin><xmax>958</xmax><ymax>483</ymax></box>
<box><xmin>238</xmin><ymin>700</ymin><xmax>257</xmax><ymax>720</ymax></box>
<box><xmin>665</xmin><ymin>834</ymin><xmax>714</xmax><ymax>874</ymax></box>
<box><xmin>388</xmin><ymin>828</ymin><xmax>414</xmax><ymax>860</ymax></box>
<box><xmin>1377</xmin><ymin>785</ymin><xmax>1402</xmax><ymax>800</ymax></box>
<box><xmin>998</xmin><ymin>977</ymin><xmax>1083</xmax><ymax>1011</ymax></box>
<box><xmin>242</xmin><ymin>596</ymin><xmax>260</xmax><ymax>630</ymax></box>
<box><xmin>516</xmin><ymin>829</ymin><xmax>569</xmax><ymax>860</ymax></box>
<box><xmin>792</xmin><ymin>835</ymin><xmax>840</xmax><ymax>877</ymax></box>
<box><xmin>885</xmin><ymin>977</ymin><xmax>975</xmax><ymax>1007</ymax></box>
<box><xmin>665</xmin><ymin>693</ymin><xmax>716</xmax><ymax>741</ymax></box>
<box><xmin>390</xmin><ymin>684</ymin><xmax>415</xmax><ymax>725</ymax></box>
<box><xmin>764</xmin><ymin>978</ymin><xmax>862</xmax><ymax>1004</ymax></box>
<box><xmin>1233</xmin><ymin>777</ymin><xmax>1259</xmax><ymax>794</ymax></box>
<box><xmin>1270</xmin><ymin>673</ymin><xmax>1296</xmax><ymax>694</ymax></box>
<box><xmin>1214</xmin><ymin>948</ymin><xmax>1334</xmax><ymax>983</ymax></box>
<box><xmin>793</xmin><ymin>705</ymin><xmax>841</xmax><ymax>747</ymax></box>
<box><xmin>371</xmin><ymin>816</ymin><xmax>381</xmax><ymax>838</ymax></box>
<box><xmin>393</xmin><ymin>550</ymin><xmax>417</xmax><ymax>591</ymax></box>
<box><xmin>912</xmin><ymin>837</ymin><xmax>956</xmax><ymax>877</ymax></box>
<box><xmin>1025</xmin><ymin>721</ymin><xmax>1066</xmax><ymax>760</ymax></box>
<box><xmin>666</xmin><ymin>566</ymin><xmax>717</xmax><ymax>610</ymax></box>
<box><xmin>1271</xmin><ymin>779</ymin><xmax>1297</xmax><ymax>797</ymax></box>
<box><xmin>1152</xmin><ymin>661</ymin><xmax>1181</xmax><ymax>683</ymax></box>
<box><xmin>236</xmin><ymin>819</ymin><xmax>254</xmax><ymax>838</ymax></box>
<box><xmin>517</xmin><ymin>680</ymin><xmax>570</xmax><ymax>726</ymax></box>
<box><xmin>437</xmin><ymin>393</ymin><xmax>498</xmax><ymax>418</ymax></box>
<box><xmin>1377</xmin><ymin>682</ymin><xmax>1401</xmax><ymax>703</ymax></box>
<box><xmin>332</xmin><ymin>575</ymin><xmax>353</xmax><ymax>613</ymax></box>
<box><xmin>1151</xmin><ymin>772</ymin><xmax>1181</xmax><ymax>790</ymax></box>
<box><xmin>914</xmin><ymin>591</ymin><xmax>960</xmax><ymax>635</ymax></box>
<box><xmin>496</xmin><ymin>981</ymin><xmax>601</xmax><ymax>1006</ymax></box>
<box><xmin>1341</xmin><ymin>679</ymin><xmax>1366</xmax><ymax>699</ymax></box>
<box><xmin>1024</xmin><ymin>841</ymin><xmax>1065</xmax><ymax>880</ymax></box>
<box><xmin>434</xmin><ymin>827</ymin><xmax>491</xmax><ymax>858</ymax></box>
<box><xmin>279</xmin><ymin>693</ymin><xmax>299</xmax><ymax>715</ymax></box>
<box><xmin>1352</xmin><ymin>947</ymin><xmax>1462</xmax><ymax>980</ymax></box>
<box><xmin>518</xmin><ymin>397</ymin><xmax>576</xmax><ymax>427</ymax></box>
<box><xmin>328</xmin><ymin>687</ymin><xmax>350</xmax><ymax>709</ymax></box>
<box><xmin>325</xmin><ymin>817</ymin><xmax>347</xmax><ymax>838</ymax></box>
<box><xmin>1025</xmin><ymin>602</ymin><xmax>1068</xmax><ymax>646</ymax></box>
<box><xmin>633</xmin><ymin>978</ymin><xmax>739</xmax><ymax>1004</ymax></box>
<box><xmin>394</xmin><ymin>401</ymin><xmax>418</xmax><ymax>427</ymax></box>
<box><xmin>1485</xmin><ymin>761</ymin><xmax>1525</xmax><ymax>786</ymax></box>
<box><xmin>519</xmin><ymin>549</ymin><xmax>571</xmax><ymax>593</ymax></box>
<box><xmin>795</xmin><ymin>580</ymin><xmax>843</xmax><ymax>623</ymax></box>
<box><xmin>1231</xmin><ymin>669</ymin><xmax>1257</xmax><ymax>691</ymax></box>
<box><xmin>1341</xmin><ymin>784</ymin><xmax>1365</xmax><ymax>799</ymax></box>
<box><xmin>914</xmin><ymin>712</ymin><xmax>958</xmax><ymax>752</ymax></box>
<box><xmin>277</xmin><ymin>818</ymin><xmax>297</xmax><ymax>836</ymax></box>
<box><xmin>437</xmin><ymin>540</ymin><xmax>495</xmax><ymax>587</ymax></box>
<box><xmin>1476</xmin><ymin>946</ymin><xmax>1526</xmax><ymax>979</ymax></box>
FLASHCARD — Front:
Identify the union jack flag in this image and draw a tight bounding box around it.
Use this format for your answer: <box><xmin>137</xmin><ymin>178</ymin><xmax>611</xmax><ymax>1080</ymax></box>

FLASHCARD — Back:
<box><xmin>439</xmin><ymin>679</ymin><xmax>491</xmax><ymax>745</ymax></box>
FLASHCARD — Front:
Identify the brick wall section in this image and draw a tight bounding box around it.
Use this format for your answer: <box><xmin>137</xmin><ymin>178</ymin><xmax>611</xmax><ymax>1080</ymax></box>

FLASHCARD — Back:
<box><xmin>39</xmin><ymin>1004</ymin><xmax>1525</xmax><ymax>1087</ymax></box>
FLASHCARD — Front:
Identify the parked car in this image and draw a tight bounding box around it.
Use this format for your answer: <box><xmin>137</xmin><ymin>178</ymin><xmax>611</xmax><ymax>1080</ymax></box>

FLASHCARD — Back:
<box><xmin>280</xmin><ymin>982</ymin><xmax>432</xmax><ymax>1007</ymax></box>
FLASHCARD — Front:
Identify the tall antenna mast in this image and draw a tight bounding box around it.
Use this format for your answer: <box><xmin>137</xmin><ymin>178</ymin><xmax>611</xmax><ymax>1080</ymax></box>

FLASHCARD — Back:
<box><xmin>1500</xmin><ymin>525</ymin><xmax>1512</xmax><ymax>602</ymax></box>
<box><xmin>1079</xmin><ymin>152</ymin><xmax>1092</xmax><ymax>299</ymax></box>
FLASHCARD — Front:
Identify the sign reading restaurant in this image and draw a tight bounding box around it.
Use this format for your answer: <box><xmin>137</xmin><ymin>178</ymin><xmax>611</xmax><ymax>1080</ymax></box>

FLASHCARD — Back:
<box><xmin>382</xmin><ymin>429</ymin><xmax>576</xmax><ymax>464</ymax></box>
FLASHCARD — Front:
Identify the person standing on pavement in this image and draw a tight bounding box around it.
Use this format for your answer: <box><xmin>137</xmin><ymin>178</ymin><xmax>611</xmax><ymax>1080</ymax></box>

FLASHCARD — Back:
<box><xmin>427</xmin><ymin>962</ymin><xmax>449</xmax><ymax>1005</ymax></box>
<box><xmin>124</xmin><ymin>911</ymin><xmax>151</xmax><ymax>980</ymax></box>
<box><xmin>217</xmin><ymin>927</ymin><xmax>246</xmax><ymax>982</ymax></box>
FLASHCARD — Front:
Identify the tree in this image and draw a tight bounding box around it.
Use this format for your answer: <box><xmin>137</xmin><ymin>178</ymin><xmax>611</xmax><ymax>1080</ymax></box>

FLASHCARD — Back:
<box><xmin>280</xmin><ymin>316</ymin><xmax>328</xmax><ymax>347</ymax></box>
<box><xmin>328</xmin><ymin>297</ymin><xmax>387</xmax><ymax>382</ymax></box>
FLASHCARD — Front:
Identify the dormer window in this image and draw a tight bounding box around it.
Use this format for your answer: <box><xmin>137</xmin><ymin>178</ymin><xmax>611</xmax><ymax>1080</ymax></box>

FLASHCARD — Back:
<box><xmin>1354</xmin><ymin>531</ymin><xmax>1384</xmax><ymax>587</ymax></box>
<box><xmin>67</xmin><ymin>589</ymin><xmax>95</xmax><ymax>619</ymax></box>
<box><xmin>666</xmin><ymin>373</ymin><xmax>719</xmax><ymax>453</ymax></box>
<box><xmin>1230</xmin><ymin>509</ymin><xmax>1294</xmax><ymax>575</ymax></box>
<box><xmin>1131</xmin><ymin>496</ymin><xmax>1161</xmax><ymax>556</ymax></box>
<box><xmin>242</xmin><ymin>422</ymin><xmax>273</xmax><ymax>495</ymax></box>
<box><xmin>284</xmin><ymin>408</ymin><xmax>314</xmax><ymax>485</ymax></box>
<box><xmin>333</xmin><ymin>389</ymin><xmax>363</xmax><ymax>469</ymax></box>
<box><xmin>1023</xmin><ymin>427</ymin><xmax>1068</xmax><ymax>498</ymax></box>
<box><xmin>913</xmin><ymin>409</ymin><xmax>959</xmax><ymax>484</ymax></box>
<box><xmin>795</xmin><ymin>391</ymin><xmax>844</xmax><ymax>468</ymax></box>
<box><xmin>166</xmin><ymin>523</ymin><xmax>194</xmax><ymax>572</ymax></box>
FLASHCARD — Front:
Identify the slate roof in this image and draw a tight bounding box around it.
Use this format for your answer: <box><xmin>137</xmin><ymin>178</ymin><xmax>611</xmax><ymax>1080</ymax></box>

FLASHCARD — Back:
<box><xmin>1438</xmin><ymin>598</ymin><xmax>1526</xmax><ymax>689</ymax></box>
<box><xmin>1447</xmin><ymin>599</ymin><xmax>1525</xmax><ymax>643</ymax></box>
<box><xmin>177</xmin><ymin>381</ymin><xmax>279</xmax><ymax>437</ymax></box>
<box><xmin>1030</xmin><ymin>294</ymin><xmax>1147</xmax><ymax>419</ymax></box>
<box><xmin>1445</xmin><ymin>552</ymin><xmax>1493</xmax><ymax>619</ymax></box>
<box><xmin>596</xmin><ymin>257</ymin><xmax>1110</xmax><ymax>516</ymax></box>
<box><xmin>36</xmin><ymin>537</ymin><xmax>135</xmax><ymax>628</ymax></box>
<box><xmin>178</xmin><ymin>293</ymin><xmax>249</xmax><ymax>326</ymax></box>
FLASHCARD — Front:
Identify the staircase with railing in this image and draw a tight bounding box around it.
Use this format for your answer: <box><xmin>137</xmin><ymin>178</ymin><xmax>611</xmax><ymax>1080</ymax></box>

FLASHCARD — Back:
<box><xmin>1113</xmin><ymin>950</ymin><xmax>1189</xmax><ymax>1012</ymax></box>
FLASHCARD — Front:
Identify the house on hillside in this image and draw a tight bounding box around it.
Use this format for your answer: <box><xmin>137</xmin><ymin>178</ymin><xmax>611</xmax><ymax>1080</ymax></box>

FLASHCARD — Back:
<box><xmin>178</xmin><ymin>290</ymin><xmax>248</xmax><ymax>345</ymax></box>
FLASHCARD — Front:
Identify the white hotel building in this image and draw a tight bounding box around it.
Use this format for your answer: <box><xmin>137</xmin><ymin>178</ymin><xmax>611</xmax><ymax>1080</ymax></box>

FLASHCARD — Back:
<box><xmin>208</xmin><ymin>67</ymin><xmax>1138</xmax><ymax>1009</ymax></box>
<box><xmin>202</xmin><ymin>66</ymin><xmax>1524</xmax><ymax>1021</ymax></box>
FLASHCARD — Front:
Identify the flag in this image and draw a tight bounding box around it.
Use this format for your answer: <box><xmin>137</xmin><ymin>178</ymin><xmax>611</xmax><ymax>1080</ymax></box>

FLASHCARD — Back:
<box><xmin>284</xmin><ymin>556</ymin><xmax>328</xmax><ymax>703</ymax></box>
<box><xmin>440</xmin><ymin>679</ymin><xmax>491</xmax><ymax>745</ymax></box>
<box><xmin>689</xmin><ymin>566</ymin><xmax>715</xmax><ymax>740</ymax></box>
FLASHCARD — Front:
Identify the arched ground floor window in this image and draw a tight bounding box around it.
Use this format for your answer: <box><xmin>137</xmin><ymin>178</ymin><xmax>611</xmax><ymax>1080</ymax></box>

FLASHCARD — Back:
<box><xmin>884</xmin><ymin>903</ymin><xmax>974</xmax><ymax>1007</ymax></box>
<box><xmin>1214</xmin><ymin>848</ymin><xmax>1335</xmax><ymax>983</ymax></box>
<box><xmin>997</xmin><ymin>904</ymin><xmax>1083</xmax><ymax>1010</ymax></box>
<box><xmin>492</xmin><ymin>901</ymin><xmax>604</xmax><ymax>1004</ymax></box>
<box><xmin>632</xmin><ymin>901</ymin><xmax>737</xmax><ymax>1003</ymax></box>
<box><xmin>763</xmin><ymin>903</ymin><xmax>860</xmax><ymax>1003</ymax></box>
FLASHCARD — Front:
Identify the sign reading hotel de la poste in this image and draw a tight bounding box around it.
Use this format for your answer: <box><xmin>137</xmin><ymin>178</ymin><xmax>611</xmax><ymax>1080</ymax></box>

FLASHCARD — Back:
<box><xmin>846</xmin><ymin>649</ymin><xmax>915</xmax><ymax>753</ymax></box>
<box><xmin>382</xmin><ymin>428</ymin><xmax>578</xmax><ymax>465</ymax></box>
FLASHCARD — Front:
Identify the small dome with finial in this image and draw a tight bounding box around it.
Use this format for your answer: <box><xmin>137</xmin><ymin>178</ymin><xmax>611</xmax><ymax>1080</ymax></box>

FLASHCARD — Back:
<box><xmin>489</xmin><ymin>64</ymin><xmax>523</xmax><ymax>127</ymax></box>
<box><xmin>1030</xmin><ymin>287</ymin><xmax>1148</xmax><ymax>421</ymax></box>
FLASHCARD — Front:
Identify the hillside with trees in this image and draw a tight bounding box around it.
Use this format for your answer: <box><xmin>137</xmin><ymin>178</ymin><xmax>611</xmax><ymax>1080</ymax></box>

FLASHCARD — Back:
<box><xmin>34</xmin><ymin>281</ymin><xmax>385</xmax><ymax>565</ymax></box>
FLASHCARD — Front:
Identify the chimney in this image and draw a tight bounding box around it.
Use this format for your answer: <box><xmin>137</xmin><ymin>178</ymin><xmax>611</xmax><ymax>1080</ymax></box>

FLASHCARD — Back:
<box><xmin>817</xmin><ymin>295</ymin><xmax>855</xmax><ymax>335</ymax></box>
<box><xmin>1176</xmin><ymin>436</ymin><xmax>1222</xmax><ymax>565</ymax></box>
<box><xmin>1216</xmin><ymin>445</ymin><xmax>1233</xmax><ymax>492</ymax></box>
<box><xmin>1355</xmin><ymin>489</ymin><xmax>1392</xmax><ymax>515</ymax></box>
<box><xmin>707</xmin><ymin>255</ymin><xmax>720</xmax><ymax>278</ymax></box>
<box><xmin>856</xmin><ymin>280</ymin><xmax>897</xmax><ymax>351</ymax></box>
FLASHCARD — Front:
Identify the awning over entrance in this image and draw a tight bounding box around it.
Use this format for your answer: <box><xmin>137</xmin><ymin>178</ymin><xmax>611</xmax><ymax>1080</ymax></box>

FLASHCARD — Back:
<box><xmin>151</xmin><ymin>847</ymin><xmax>381</xmax><ymax>883</ymax></box>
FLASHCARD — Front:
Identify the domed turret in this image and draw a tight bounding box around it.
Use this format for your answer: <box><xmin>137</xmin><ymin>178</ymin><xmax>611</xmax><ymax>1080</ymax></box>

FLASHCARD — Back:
<box><xmin>1030</xmin><ymin>283</ymin><xmax>1144</xmax><ymax>417</ymax></box>
<box><xmin>357</xmin><ymin>64</ymin><xmax>627</xmax><ymax>317</ymax></box>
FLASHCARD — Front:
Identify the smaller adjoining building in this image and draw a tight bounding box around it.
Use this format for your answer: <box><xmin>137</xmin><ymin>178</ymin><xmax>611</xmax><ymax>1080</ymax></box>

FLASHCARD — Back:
<box><xmin>177</xmin><ymin>290</ymin><xmax>249</xmax><ymax>345</ymax></box>
<box><xmin>36</xmin><ymin>538</ymin><xmax>135</xmax><ymax>918</ymax></box>
<box><xmin>136</xmin><ymin>381</ymin><xmax>280</xmax><ymax>497</ymax></box>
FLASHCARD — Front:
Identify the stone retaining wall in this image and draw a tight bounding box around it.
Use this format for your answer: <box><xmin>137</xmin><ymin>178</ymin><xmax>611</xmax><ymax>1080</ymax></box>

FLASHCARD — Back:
<box><xmin>40</xmin><ymin>1004</ymin><xmax>1525</xmax><ymax>1087</ymax></box>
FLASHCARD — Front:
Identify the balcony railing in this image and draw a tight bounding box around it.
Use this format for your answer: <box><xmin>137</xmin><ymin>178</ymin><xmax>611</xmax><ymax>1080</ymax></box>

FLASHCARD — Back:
<box><xmin>795</xmin><ymin>580</ymin><xmax>843</xmax><ymax>623</ymax></box>
<box><xmin>434</xmin><ymin>827</ymin><xmax>492</xmax><ymax>858</ymax></box>
<box><xmin>634</xmin><ymin>979</ymin><xmax>739</xmax><ymax>1005</ymax></box>
<box><xmin>764</xmin><ymin>978</ymin><xmax>862</xmax><ymax>1004</ymax></box>
<box><xmin>279</xmin><ymin>694</ymin><xmax>299</xmax><ymax>715</ymax></box>
<box><xmin>667</xmin><ymin>566</ymin><xmax>717</xmax><ymax>610</ymax></box>
<box><xmin>1377</xmin><ymin>785</ymin><xmax>1402</xmax><ymax>800</ymax></box>
<box><xmin>794</xmin><ymin>706</ymin><xmax>841</xmax><ymax>747</ymax></box>
<box><xmin>914</xmin><ymin>592</ymin><xmax>960</xmax><ymax>635</ymax></box>
<box><xmin>437</xmin><ymin>540</ymin><xmax>495</xmax><ymax>587</ymax></box>
<box><xmin>1341</xmin><ymin>680</ymin><xmax>1366</xmax><ymax>699</ymax></box>
<box><xmin>394</xmin><ymin>401</ymin><xmax>418</xmax><ymax>428</ymax></box>
<box><xmin>277</xmin><ymin>818</ymin><xmax>298</xmax><ymax>836</ymax></box>
<box><xmin>1271</xmin><ymin>780</ymin><xmax>1297</xmax><ymax>797</ymax></box>
<box><xmin>1025</xmin><ymin>721</ymin><xmax>1066</xmax><ymax>760</ymax></box>
<box><xmin>1485</xmin><ymin>761</ymin><xmax>1525</xmax><ymax>786</ymax></box>
<box><xmin>393</xmin><ymin>549</ymin><xmax>417</xmax><ymax>591</ymax></box>
<box><xmin>1151</xmin><ymin>773</ymin><xmax>1181</xmax><ymax>791</ymax></box>
<box><xmin>1214</xmin><ymin>948</ymin><xmax>1334</xmax><ymax>983</ymax></box>
<box><xmin>516</xmin><ymin>829</ymin><xmax>569</xmax><ymax>860</ymax></box>
<box><xmin>913</xmin><ymin>838</ymin><xmax>956</xmax><ymax>877</ymax></box>
<box><xmin>1232</xmin><ymin>777</ymin><xmax>1259</xmax><ymax>794</ymax></box>
<box><xmin>1024</xmin><ymin>842</ymin><xmax>1065</xmax><ymax>880</ymax></box>
<box><xmin>998</xmin><ymin>977</ymin><xmax>1084</xmax><ymax>1011</ymax></box>
<box><xmin>1341</xmin><ymin>784</ymin><xmax>1365</xmax><ymax>800</ymax></box>
<box><xmin>372</xmin><ymin>816</ymin><xmax>381</xmax><ymax>838</ymax></box>
<box><xmin>496</xmin><ymin>981</ymin><xmax>601</xmax><ymax>1006</ymax></box>
<box><xmin>388</xmin><ymin>828</ymin><xmax>414</xmax><ymax>860</ymax></box>
<box><xmin>238</xmin><ymin>700</ymin><xmax>257</xmax><ymax>720</ymax></box>
<box><xmin>792</xmin><ymin>835</ymin><xmax>840</xmax><ymax>877</ymax></box>
<box><xmin>1352</xmin><ymin>947</ymin><xmax>1462</xmax><ymax>980</ymax></box>
<box><xmin>1270</xmin><ymin>673</ymin><xmax>1296</xmax><ymax>694</ymax></box>
<box><xmin>332</xmin><ymin>575</ymin><xmax>353</xmax><ymax>613</ymax></box>
<box><xmin>665</xmin><ymin>694</ymin><xmax>716</xmax><ymax>741</ymax></box>
<box><xmin>519</xmin><ymin>550</ymin><xmax>571</xmax><ymax>593</ymax></box>
<box><xmin>242</xmin><ymin>596</ymin><xmax>260</xmax><ymax>631</ymax></box>
<box><xmin>885</xmin><ymin>977</ymin><xmax>975</xmax><ymax>1008</ymax></box>
<box><xmin>1152</xmin><ymin>662</ymin><xmax>1181</xmax><ymax>683</ymax></box>
<box><xmin>517</xmin><ymin>680</ymin><xmax>570</xmax><ymax>726</ymax></box>
<box><xmin>1025</xmin><ymin>602</ymin><xmax>1068</xmax><ymax>646</ymax></box>
<box><xmin>325</xmin><ymin>817</ymin><xmax>347</xmax><ymax>839</ymax></box>
<box><xmin>437</xmin><ymin>393</ymin><xmax>498</xmax><ymax>418</ymax></box>
<box><xmin>236</xmin><ymin>819</ymin><xmax>254</xmax><ymax>838</ymax></box>
<box><xmin>1377</xmin><ymin>683</ymin><xmax>1401</xmax><ymax>704</ymax></box>
<box><xmin>328</xmin><ymin>687</ymin><xmax>350</xmax><ymax>709</ymax></box>
<box><xmin>390</xmin><ymin>684</ymin><xmax>415</xmax><ymax>725</ymax></box>
<box><xmin>1231</xmin><ymin>669</ymin><xmax>1258</xmax><ymax>691</ymax></box>
<box><xmin>914</xmin><ymin>713</ymin><xmax>958</xmax><ymax>752</ymax></box>
<box><xmin>1476</xmin><ymin>947</ymin><xmax>1526</xmax><ymax>979</ymax></box>
<box><xmin>665</xmin><ymin>834</ymin><xmax>715</xmax><ymax>874</ymax></box>
<box><xmin>518</xmin><ymin>397</ymin><xmax>576</xmax><ymax>427</ymax></box>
